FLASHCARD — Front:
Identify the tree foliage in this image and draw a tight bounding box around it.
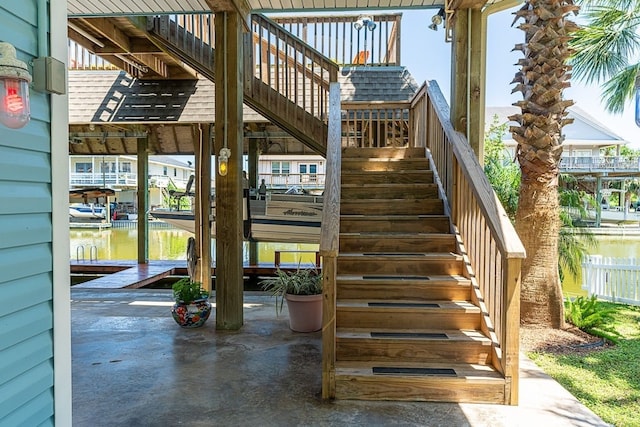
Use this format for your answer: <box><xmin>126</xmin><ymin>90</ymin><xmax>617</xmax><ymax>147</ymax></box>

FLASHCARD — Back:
<box><xmin>570</xmin><ymin>0</ymin><xmax>640</xmax><ymax>114</ymax></box>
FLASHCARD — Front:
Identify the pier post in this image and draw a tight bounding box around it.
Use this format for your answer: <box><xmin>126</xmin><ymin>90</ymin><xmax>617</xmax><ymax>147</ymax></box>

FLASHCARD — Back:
<box><xmin>214</xmin><ymin>11</ymin><xmax>245</xmax><ymax>330</ymax></box>
<box><xmin>137</xmin><ymin>137</ymin><xmax>149</xmax><ymax>264</ymax></box>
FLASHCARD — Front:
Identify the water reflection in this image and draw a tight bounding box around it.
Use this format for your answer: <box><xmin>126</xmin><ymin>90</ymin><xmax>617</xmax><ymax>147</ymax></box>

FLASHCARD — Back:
<box><xmin>70</xmin><ymin>228</ymin><xmax>319</xmax><ymax>265</ymax></box>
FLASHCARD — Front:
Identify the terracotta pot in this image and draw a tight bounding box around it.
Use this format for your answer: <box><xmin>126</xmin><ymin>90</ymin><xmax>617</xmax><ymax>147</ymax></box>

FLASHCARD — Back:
<box><xmin>171</xmin><ymin>299</ymin><xmax>212</xmax><ymax>328</ymax></box>
<box><xmin>285</xmin><ymin>293</ymin><xmax>322</xmax><ymax>332</ymax></box>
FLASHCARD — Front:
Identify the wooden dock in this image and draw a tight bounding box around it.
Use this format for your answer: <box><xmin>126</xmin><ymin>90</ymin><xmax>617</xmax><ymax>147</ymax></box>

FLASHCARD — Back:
<box><xmin>71</xmin><ymin>258</ymin><xmax>319</xmax><ymax>290</ymax></box>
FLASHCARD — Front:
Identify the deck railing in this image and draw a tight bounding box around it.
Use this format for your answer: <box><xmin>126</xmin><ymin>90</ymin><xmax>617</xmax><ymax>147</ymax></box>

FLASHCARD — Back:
<box><xmin>341</xmin><ymin>101</ymin><xmax>410</xmax><ymax>147</ymax></box>
<box><xmin>249</xmin><ymin>14</ymin><xmax>339</xmax><ymax>123</ymax></box>
<box><xmin>560</xmin><ymin>156</ymin><xmax>640</xmax><ymax>172</ymax></box>
<box><xmin>272</xmin><ymin>14</ymin><xmax>402</xmax><ymax>66</ymax></box>
<box><xmin>410</xmin><ymin>81</ymin><xmax>525</xmax><ymax>405</ymax></box>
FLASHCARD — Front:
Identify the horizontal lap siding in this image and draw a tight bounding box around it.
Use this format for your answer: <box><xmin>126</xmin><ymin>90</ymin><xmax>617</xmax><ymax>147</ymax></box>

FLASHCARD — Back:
<box><xmin>0</xmin><ymin>2</ymin><xmax>54</xmax><ymax>426</ymax></box>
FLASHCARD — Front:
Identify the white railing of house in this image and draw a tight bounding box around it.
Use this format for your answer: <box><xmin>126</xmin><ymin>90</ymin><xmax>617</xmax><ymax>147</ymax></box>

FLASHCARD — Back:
<box><xmin>560</xmin><ymin>156</ymin><xmax>640</xmax><ymax>171</ymax></box>
<box><xmin>259</xmin><ymin>172</ymin><xmax>326</xmax><ymax>190</ymax></box>
<box><xmin>582</xmin><ymin>255</ymin><xmax>640</xmax><ymax>306</ymax></box>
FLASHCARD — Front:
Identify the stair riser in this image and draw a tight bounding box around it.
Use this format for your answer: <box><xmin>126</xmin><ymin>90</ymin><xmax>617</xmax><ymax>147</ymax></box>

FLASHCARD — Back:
<box><xmin>341</xmin><ymin>202</ymin><xmax>444</xmax><ymax>216</ymax></box>
<box><xmin>336</xmin><ymin>340</ymin><xmax>491</xmax><ymax>364</ymax></box>
<box><xmin>336</xmin><ymin>310</ymin><xmax>480</xmax><ymax>330</ymax></box>
<box><xmin>342</xmin><ymin>171</ymin><xmax>434</xmax><ymax>185</ymax></box>
<box><xmin>336</xmin><ymin>283</ymin><xmax>471</xmax><ymax>301</ymax></box>
<box><xmin>342</xmin><ymin>186</ymin><xmax>438</xmax><ymax>200</ymax></box>
<box><xmin>342</xmin><ymin>159</ymin><xmax>430</xmax><ymax>172</ymax></box>
<box><xmin>334</xmin><ymin>377</ymin><xmax>505</xmax><ymax>403</ymax></box>
<box><xmin>339</xmin><ymin>217</ymin><xmax>449</xmax><ymax>232</ymax></box>
<box><xmin>339</xmin><ymin>236</ymin><xmax>457</xmax><ymax>253</ymax></box>
<box><xmin>337</xmin><ymin>259</ymin><xmax>464</xmax><ymax>276</ymax></box>
<box><xmin>342</xmin><ymin>147</ymin><xmax>426</xmax><ymax>158</ymax></box>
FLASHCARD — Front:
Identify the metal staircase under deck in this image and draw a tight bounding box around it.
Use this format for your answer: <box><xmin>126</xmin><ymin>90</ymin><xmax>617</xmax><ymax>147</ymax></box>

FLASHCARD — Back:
<box><xmin>334</xmin><ymin>146</ymin><xmax>507</xmax><ymax>403</ymax></box>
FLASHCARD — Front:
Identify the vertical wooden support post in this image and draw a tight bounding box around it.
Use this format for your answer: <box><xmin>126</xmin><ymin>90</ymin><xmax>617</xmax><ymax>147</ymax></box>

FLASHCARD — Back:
<box><xmin>468</xmin><ymin>9</ymin><xmax>484</xmax><ymax>163</ymax></box>
<box><xmin>195</xmin><ymin>124</ymin><xmax>213</xmax><ymax>292</ymax></box>
<box><xmin>450</xmin><ymin>9</ymin><xmax>469</xmax><ymax>135</ymax></box>
<box><xmin>321</xmin><ymin>82</ymin><xmax>341</xmax><ymax>399</ymax></box>
<box><xmin>137</xmin><ymin>137</ymin><xmax>149</xmax><ymax>264</ymax></box>
<box><xmin>503</xmin><ymin>258</ymin><xmax>521</xmax><ymax>405</ymax></box>
<box><xmin>596</xmin><ymin>176</ymin><xmax>602</xmax><ymax>227</ymax></box>
<box><xmin>248</xmin><ymin>139</ymin><xmax>259</xmax><ymax>190</ymax></box>
<box><xmin>215</xmin><ymin>11</ymin><xmax>244</xmax><ymax>330</ymax></box>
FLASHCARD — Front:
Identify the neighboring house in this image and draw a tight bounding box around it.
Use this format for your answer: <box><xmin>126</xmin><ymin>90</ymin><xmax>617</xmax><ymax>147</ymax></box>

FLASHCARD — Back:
<box><xmin>0</xmin><ymin>1</ymin><xmax>70</xmax><ymax>425</ymax></box>
<box><xmin>487</xmin><ymin>105</ymin><xmax>640</xmax><ymax>208</ymax></box>
<box><xmin>70</xmin><ymin>155</ymin><xmax>194</xmax><ymax>207</ymax></box>
<box><xmin>486</xmin><ymin>105</ymin><xmax>634</xmax><ymax>165</ymax></box>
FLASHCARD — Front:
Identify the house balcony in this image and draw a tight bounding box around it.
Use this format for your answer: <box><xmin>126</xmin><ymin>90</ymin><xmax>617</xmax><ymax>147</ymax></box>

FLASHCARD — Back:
<box><xmin>560</xmin><ymin>156</ymin><xmax>640</xmax><ymax>175</ymax></box>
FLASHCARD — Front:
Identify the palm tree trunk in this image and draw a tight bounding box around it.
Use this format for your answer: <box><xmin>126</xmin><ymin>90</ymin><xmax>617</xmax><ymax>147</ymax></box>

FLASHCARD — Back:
<box><xmin>516</xmin><ymin>179</ymin><xmax>564</xmax><ymax>327</ymax></box>
<box><xmin>511</xmin><ymin>0</ymin><xmax>579</xmax><ymax>328</ymax></box>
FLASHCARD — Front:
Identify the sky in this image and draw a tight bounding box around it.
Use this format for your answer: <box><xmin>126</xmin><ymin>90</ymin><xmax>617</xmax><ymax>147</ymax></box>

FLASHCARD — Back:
<box><xmin>399</xmin><ymin>7</ymin><xmax>639</xmax><ymax>147</ymax></box>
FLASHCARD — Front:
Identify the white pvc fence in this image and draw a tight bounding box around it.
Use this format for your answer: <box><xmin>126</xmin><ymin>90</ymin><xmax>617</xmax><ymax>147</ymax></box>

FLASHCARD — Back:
<box><xmin>582</xmin><ymin>256</ymin><xmax>640</xmax><ymax>306</ymax></box>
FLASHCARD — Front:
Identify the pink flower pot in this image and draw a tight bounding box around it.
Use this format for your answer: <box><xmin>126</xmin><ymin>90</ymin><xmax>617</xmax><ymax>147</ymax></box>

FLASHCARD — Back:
<box><xmin>285</xmin><ymin>293</ymin><xmax>323</xmax><ymax>332</ymax></box>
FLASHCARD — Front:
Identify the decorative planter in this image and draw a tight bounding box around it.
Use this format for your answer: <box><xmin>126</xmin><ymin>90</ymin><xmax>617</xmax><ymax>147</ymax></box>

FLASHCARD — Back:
<box><xmin>171</xmin><ymin>299</ymin><xmax>212</xmax><ymax>328</ymax></box>
<box><xmin>285</xmin><ymin>293</ymin><xmax>322</xmax><ymax>332</ymax></box>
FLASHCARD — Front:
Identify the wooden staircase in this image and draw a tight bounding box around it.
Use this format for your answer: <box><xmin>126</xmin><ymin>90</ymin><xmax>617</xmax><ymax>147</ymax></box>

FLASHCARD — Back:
<box><xmin>333</xmin><ymin>146</ymin><xmax>507</xmax><ymax>403</ymax></box>
<box><xmin>142</xmin><ymin>13</ymin><xmax>335</xmax><ymax>156</ymax></box>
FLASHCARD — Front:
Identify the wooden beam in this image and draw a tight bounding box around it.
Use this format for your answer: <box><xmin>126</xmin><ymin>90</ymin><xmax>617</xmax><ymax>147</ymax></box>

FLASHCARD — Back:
<box><xmin>94</xmin><ymin>38</ymin><xmax>163</xmax><ymax>54</ymax></box>
<box><xmin>468</xmin><ymin>9</ymin><xmax>484</xmax><ymax>161</ymax></box>
<box><xmin>195</xmin><ymin>124</ymin><xmax>213</xmax><ymax>292</ymax></box>
<box><xmin>450</xmin><ymin>9</ymin><xmax>469</xmax><ymax>135</ymax></box>
<box><xmin>215</xmin><ymin>11</ymin><xmax>244</xmax><ymax>330</ymax></box>
<box><xmin>137</xmin><ymin>138</ymin><xmax>149</xmax><ymax>264</ymax></box>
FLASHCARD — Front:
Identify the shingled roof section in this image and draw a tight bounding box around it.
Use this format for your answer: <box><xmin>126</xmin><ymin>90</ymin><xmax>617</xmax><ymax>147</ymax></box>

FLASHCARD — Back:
<box><xmin>69</xmin><ymin>67</ymin><xmax>420</xmax><ymax>124</ymax></box>
<box><xmin>339</xmin><ymin>66</ymin><xmax>420</xmax><ymax>102</ymax></box>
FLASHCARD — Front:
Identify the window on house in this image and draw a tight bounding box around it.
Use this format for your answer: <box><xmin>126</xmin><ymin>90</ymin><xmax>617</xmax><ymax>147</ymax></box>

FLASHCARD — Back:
<box><xmin>120</xmin><ymin>162</ymin><xmax>131</xmax><ymax>173</ymax></box>
<box><xmin>163</xmin><ymin>166</ymin><xmax>168</xmax><ymax>176</ymax></box>
<box><xmin>271</xmin><ymin>161</ymin><xmax>290</xmax><ymax>176</ymax></box>
<box><xmin>299</xmin><ymin>163</ymin><xmax>318</xmax><ymax>182</ymax></box>
<box><xmin>174</xmin><ymin>168</ymin><xmax>177</xmax><ymax>177</ymax></box>
<box><xmin>75</xmin><ymin>162</ymin><xmax>92</xmax><ymax>173</ymax></box>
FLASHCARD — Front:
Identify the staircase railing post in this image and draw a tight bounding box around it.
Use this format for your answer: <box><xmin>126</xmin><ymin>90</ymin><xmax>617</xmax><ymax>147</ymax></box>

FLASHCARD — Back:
<box><xmin>503</xmin><ymin>257</ymin><xmax>521</xmax><ymax>405</ymax></box>
<box><xmin>320</xmin><ymin>81</ymin><xmax>341</xmax><ymax>399</ymax></box>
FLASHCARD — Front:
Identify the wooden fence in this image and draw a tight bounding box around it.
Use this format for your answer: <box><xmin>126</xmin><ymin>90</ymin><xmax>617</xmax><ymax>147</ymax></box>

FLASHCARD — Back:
<box><xmin>582</xmin><ymin>256</ymin><xmax>640</xmax><ymax>306</ymax></box>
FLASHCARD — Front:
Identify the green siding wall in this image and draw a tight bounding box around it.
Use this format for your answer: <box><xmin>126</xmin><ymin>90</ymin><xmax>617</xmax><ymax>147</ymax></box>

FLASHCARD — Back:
<box><xmin>0</xmin><ymin>1</ymin><xmax>54</xmax><ymax>426</ymax></box>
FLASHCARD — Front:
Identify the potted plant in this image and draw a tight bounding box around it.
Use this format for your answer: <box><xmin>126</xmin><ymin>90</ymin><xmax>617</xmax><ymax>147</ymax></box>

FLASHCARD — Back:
<box><xmin>170</xmin><ymin>277</ymin><xmax>212</xmax><ymax>328</ymax></box>
<box><xmin>261</xmin><ymin>264</ymin><xmax>323</xmax><ymax>332</ymax></box>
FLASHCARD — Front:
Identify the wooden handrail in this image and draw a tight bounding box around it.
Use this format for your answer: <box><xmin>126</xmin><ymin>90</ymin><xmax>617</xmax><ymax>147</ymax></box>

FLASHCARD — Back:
<box><xmin>409</xmin><ymin>80</ymin><xmax>525</xmax><ymax>405</ymax></box>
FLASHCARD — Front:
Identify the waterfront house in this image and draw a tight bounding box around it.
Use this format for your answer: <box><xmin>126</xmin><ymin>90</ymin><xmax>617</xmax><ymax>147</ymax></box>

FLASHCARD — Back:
<box><xmin>487</xmin><ymin>105</ymin><xmax>640</xmax><ymax>211</ymax></box>
<box><xmin>0</xmin><ymin>1</ymin><xmax>533</xmax><ymax>424</ymax></box>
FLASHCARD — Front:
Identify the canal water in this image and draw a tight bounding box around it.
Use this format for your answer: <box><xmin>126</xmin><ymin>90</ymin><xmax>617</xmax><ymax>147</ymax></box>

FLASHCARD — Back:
<box><xmin>70</xmin><ymin>227</ymin><xmax>320</xmax><ymax>266</ymax></box>
<box><xmin>71</xmin><ymin>227</ymin><xmax>637</xmax><ymax>297</ymax></box>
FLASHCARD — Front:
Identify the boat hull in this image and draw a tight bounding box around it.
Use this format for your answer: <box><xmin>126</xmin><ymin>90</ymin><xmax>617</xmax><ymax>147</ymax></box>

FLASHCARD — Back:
<box><xmin>150</xmin><ymin>196</ymin><xmax>322</xmax><ymax>244</ymax></box>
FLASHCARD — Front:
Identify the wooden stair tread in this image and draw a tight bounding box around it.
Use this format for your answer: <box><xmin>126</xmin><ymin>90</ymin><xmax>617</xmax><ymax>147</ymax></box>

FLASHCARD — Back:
<box><xmin>340</xmin><ymin>232</ymin><xmax>452</xmax><ymax>237</ymax></box>
<box><xmin>337</xmin><ymin>300</ymin><xmax>480</xmax><ymax>312</ymax></box>
<box><xmin>335</xmin><ymin>361</ymin><xmax>502</xmax><ymax>379</ymax></box>
<box><xmin>340</xmin><ymin>214</ymin><xmax>448</xmax><ymax>220</ymax></box>
<box><xmin>336</xmin><ymin>274</ymin><xmax>469</xmax><ymax>283</ymax></box>
<box><xmin>336</xmin><ymin>328</ymin><xmax>491</xmax><ymax>343</ymax></box>
<box><xmin>338</xmin><ymin>252</ymin><xmax>461</xmax><ymax>260</ymax></box>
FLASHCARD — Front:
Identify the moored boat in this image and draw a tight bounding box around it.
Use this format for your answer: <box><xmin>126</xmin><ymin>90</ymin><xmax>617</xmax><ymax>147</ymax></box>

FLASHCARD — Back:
<box><xmin>150</xmin><ymin>193</ymin><xmax>322</xmax><ymax>243</ymax></box>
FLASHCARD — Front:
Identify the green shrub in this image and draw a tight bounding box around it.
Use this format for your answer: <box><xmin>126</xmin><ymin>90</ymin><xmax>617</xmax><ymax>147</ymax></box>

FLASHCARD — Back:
<box><xmin>565</xmin><ymin>295</ymin><xmax>622</xmax><ymax>343</ymax></box>
<box><xmin>172</xmin><ymin>277</ymin><xmax>209</xmax><ymax>303</ymax></box>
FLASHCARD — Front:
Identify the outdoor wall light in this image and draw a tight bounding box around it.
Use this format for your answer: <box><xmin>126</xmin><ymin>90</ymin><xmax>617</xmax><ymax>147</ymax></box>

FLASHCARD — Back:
<box><xmin>0</xmin><ymin>42</ymin><xmax>31</xmax><ymax>129</ymax></box>
<box><xmin>218</xmin><ymin>147</ymin><xmax>231</xmax><ymax>176</ymax></box>
<box><xmin>354</xmin><ymin>16</ymin><xmax>376</xmax><ymax>31</ymax></box>
<box><xmin>429</xmin><ymin>8</ymin><xmax>446</xmax><ymax>31</ymax></box>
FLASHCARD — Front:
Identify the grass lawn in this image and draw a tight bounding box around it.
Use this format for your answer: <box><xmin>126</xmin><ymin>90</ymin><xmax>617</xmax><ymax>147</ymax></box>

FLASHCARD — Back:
<box><xmin>528</xmin><ymin>302</ymin><xmax>640</xmax><ymax>427</ymax></box>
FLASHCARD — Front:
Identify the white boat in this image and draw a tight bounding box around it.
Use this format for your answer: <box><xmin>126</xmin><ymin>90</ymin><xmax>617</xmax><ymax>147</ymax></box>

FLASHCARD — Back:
<box><xmin>150</xmin><ymin>193</ymin><xmax>323</xmax><ymax>243</ymax></box>
<box><xmin>69</xmin><ymin>203</ymin><xmax>107</xmax><ymax>219</ymax></box>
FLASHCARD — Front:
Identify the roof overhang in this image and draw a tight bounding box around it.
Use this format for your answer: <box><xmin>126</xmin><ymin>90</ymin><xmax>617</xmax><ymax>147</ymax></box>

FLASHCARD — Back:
<box><xmin>68</xmin><ymin>0</ymin><xmax>500</xmax><ymax>17</ymax></box>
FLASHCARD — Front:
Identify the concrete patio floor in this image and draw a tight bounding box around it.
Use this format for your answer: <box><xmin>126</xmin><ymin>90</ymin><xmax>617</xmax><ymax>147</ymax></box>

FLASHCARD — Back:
<box><xmin>71</xmin><ymin>288</ymin><xmax>610</xmax><ymax>427</ymax></box>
